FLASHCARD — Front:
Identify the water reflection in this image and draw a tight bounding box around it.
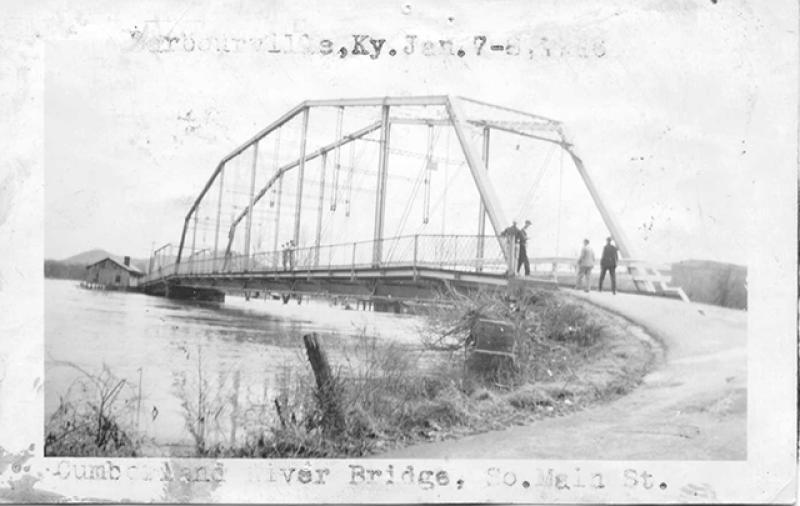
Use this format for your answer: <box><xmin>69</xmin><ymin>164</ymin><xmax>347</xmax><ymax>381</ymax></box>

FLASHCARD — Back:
<box><xmin>45</xmin><ymin>279</ymin><xmax>426</xmax><ymax>453</ymax></box>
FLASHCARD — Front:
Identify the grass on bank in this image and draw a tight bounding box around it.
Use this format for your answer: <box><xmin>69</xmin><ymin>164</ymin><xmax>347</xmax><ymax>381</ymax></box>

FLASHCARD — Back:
<box><xmin>217</xmin><ymin>288</ymin><xmax>652</xmax><ymax>457</ymax></box>
<box><xmin>44</xmin><ymin>288</ymin><xmax>653</xmax><ymax>458</ymax></box>
<box><xmin>45</xmin><ymin>363</ymin><xmax>144</xmax><ymax>457</ymax></box>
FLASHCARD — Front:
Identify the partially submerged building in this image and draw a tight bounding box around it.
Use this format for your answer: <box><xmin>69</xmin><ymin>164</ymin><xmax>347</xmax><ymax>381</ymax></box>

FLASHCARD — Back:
<box><xmin>83</xmin><ymin>256</ymin><xmax>144</xmax><ymax>290</ymax></box>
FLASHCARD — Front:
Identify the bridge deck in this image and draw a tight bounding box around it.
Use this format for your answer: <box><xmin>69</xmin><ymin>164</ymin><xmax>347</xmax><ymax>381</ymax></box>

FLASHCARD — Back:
<box><xmin>144</xmin><ymin>235</ymin><xmax>684</xmax><ymax>301</ymax></box>
<box><xmin>142</xmin><ymin>263</ymin><xmax>562</xmax><ymax>300</ymax></box>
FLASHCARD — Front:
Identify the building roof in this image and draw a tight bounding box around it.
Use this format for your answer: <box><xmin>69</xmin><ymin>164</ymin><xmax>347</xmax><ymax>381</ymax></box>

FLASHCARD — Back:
<box><xmin>85</xmin><ymin>257</ymin><xmax>145</xmax><ymax>277</ymax></box>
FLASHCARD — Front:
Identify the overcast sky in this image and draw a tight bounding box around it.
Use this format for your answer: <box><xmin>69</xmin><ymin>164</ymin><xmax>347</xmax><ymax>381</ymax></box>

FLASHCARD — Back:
<box><xmin>44</xmin><ymin>0</ymin><xmax>796</xmax><ymax>266</ymax></box>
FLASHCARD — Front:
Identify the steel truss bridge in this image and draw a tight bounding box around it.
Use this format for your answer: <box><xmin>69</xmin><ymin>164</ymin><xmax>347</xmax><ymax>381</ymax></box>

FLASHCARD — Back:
<box><xmin>141</xmin><ymin>96</ymin><xmax>686</xmax><ymax>303</ymax></box>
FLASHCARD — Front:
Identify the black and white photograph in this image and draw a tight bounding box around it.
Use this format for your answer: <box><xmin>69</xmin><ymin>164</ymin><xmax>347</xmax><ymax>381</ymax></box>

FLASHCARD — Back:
<box><xmin>0</xmin><ymin>0</ymin><xmax>797</xmax><ymax>503</ymax></box>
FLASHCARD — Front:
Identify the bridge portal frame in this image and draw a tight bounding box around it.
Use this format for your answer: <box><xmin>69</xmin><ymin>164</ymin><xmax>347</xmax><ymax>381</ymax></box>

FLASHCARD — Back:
<box><xmin>174</xmin><ymin>95</ymin><xmax>634</xmax><ymax>273</ymax></box>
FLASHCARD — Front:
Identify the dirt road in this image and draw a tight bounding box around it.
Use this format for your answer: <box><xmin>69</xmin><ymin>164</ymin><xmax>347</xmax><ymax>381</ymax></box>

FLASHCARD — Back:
<box><xmin>379</xmin><ymin>291</ymin><xmax>747</xmax><ymax>460</ymax></box>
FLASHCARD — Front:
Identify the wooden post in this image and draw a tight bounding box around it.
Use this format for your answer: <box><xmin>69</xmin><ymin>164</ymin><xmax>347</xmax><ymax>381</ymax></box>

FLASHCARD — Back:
<box><xmin>302</xmin><ymin>333</ymin><xmax>346</xmax><ymax>436</ymax></box>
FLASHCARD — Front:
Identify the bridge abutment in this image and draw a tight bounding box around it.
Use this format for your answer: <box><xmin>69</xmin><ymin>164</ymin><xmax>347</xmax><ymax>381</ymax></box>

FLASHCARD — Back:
<box><xmin>165</xmin><ymin>284</ymin><xmax>226</xmax><ymax>303</ymax></box>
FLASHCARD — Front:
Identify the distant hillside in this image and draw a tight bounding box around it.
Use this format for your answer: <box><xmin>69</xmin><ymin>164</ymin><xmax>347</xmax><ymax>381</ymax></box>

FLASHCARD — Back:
<box><xmin>45</xmin><ymin>249</ymin><xmax>149</xmax><ymax>280</ymax></box>
<box><xmin>670</xmin><ymin>259</ymin><xmax>747</xmax><ymax>309</ymax></box>
<box><xmin>44</xmin><ymin>260</ymin><xmax>86</xmax><ymax>280</ymax></box>
<box><xmin>60</xmin><ymin>248</ymin><xmax>116</xmax><ymax>265</ymax></box>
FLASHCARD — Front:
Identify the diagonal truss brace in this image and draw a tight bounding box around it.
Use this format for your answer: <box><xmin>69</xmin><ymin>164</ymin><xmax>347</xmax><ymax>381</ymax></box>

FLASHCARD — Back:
<box><xmin>446</xmin><ymin>96</ymin><xmax>511</xmax><ymax>261</ymax></box>
<box><xmin>222</xmin><ymin>120</ymin><xmax>382</xmax><ymax>259</ymax></box>
<box><xmin>556</xmin><ymin>126</ymin><xmax>634</xmax><ymax>259</ymax></box>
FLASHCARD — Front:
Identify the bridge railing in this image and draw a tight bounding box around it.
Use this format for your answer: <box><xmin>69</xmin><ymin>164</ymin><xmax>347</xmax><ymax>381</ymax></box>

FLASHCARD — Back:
<box><xmin>251</xmin><ymin>234</ymin><xmax>512</xmax><ymax>273</ymax></box>
<box><xmin>523</xmin><ymin>256</ymin><xmax>687</xmax><ymax>300</ymax></box>
<box><xmin>142</xmin><ymin>234</ymin><xmax>514</xmax><ymax>283</ymax></box>
<box><xmin>143</xmin><ymin>262</ymin><xmax>177</xmax><ymax>282</ymax></box>
<box><xmin>140</xmin><ymin>237</ymin><xmax>686</xmax><ymax>300</ymax></box>
<box><xmin>411</xmin><ymin>235</ymin><xmax>509</xmax><ymax>272</ymax></box>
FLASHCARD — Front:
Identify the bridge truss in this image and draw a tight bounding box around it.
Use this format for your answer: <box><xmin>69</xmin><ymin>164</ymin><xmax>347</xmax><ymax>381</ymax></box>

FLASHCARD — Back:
<box><xmin>144</xmin><ymin>96</ymin><xmax>686</xmax><ymax>301</ymax></box>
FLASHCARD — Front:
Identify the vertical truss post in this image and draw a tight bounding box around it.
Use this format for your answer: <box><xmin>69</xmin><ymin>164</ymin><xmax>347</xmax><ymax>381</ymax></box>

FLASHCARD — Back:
<box><xmin>314</xmin><ymin>151</ymin><xmax>328</xmax><ymax>266</ymax></box>
<box><xmin>213</xmin><ymin>166</ymin><xmax>225</xmax><ymax>272</ymax></box>
<box><xmin>243</xmin><ymin>143</ymin><xmax>260</xmax><ymax>271</ymax></box>
<box><xmin>373</xmin><ymin>104</ymin><xmax>391</xmax><ymax>265</ymax></box>
<box><xmin>331</xmin><ymin>106</ymin><xmax>344</xmax><ymax>210</ymax></box>
<box><xmin>272</xmin><ymin>175</ymin><xmax>284</xmax><ymax>268</ymax></box>
<box><xmin>191</xmin><ymin>209</ymin><xmax>198</xmax><ymax>258</ymax></box>
<box><xmin>423</xmin><ymin>124</ymin><xmax>433</xmax><ymax>224</ymax></box>
<box><xmin>293</xmin><ymin>107</ymin><xmax>310</xmax><ymax>247</ymax></box>
<box><xmin>476</xmin><ymin>126</ymin><xmax>490</xmax><ymax>271</ymax></box>
<box><xmin>345</xmin><ymin>140</ymin><xmax>355</xmax><ymax>216</ymax></box>
<box><xmin>189</xmin><ymin>210</ymin><xmax>198</xmax><ymax>274</ymax></box>
<box><xmin>270</xmin><ymin>130</ymin><xmax>281</xmax><ymax>207</ymax></box>
<box><xmin>272</xmin><ymin>130</ymin><xmax>283</xmax><ymax>268</ymax></box>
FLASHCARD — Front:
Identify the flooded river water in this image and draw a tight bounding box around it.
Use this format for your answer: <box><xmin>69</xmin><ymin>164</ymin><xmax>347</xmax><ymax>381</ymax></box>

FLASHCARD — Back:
<box><xmin>44</xmin><ymin>279</ymin><xmax>429</xmax><ymax>453</ymax></box>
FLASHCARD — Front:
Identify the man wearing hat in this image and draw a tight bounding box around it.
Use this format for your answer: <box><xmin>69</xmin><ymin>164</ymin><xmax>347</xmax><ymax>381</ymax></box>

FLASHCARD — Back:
<box><xmin>599</xmin><ymin>236</ymin><xmax>619</xmax><ymax>294</ymax></box>
<box><xmin>575</xmin><ymin>238</ymin><xmax>596</xmax><ymax>292</ymax></box>
<box><xmin>517</xmin><ymin>219</ymin><xmax>532</xmax><ymax>276</ymax></box>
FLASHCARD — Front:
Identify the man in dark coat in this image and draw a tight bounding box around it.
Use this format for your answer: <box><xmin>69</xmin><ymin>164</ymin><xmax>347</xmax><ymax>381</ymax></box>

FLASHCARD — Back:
<box><xmin>599</xmin><ymin>236</ymin><xmax>619</xmax><ymax>294</ymax></box>
<box><xmin>517</xmin><ymin>220</ymin><xmax>532</xmax><ymax>276</ymax></box>
<box><xmin>501</xmin><ymin>221</ymin><xmax>520</xmax><ymax>241</ymax></box>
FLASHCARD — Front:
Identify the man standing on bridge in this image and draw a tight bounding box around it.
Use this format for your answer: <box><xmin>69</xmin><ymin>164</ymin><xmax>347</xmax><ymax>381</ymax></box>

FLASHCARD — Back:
<box><xmin>517</xmin><ymin>220</ymin><xmax>532</xmax><ymax>276</ymax></box>
<box><xmin>599</xmin><ymin>236</ymin><xmax>619</xmax><ymax>294</ymax></box>
<box><xmin>501</xmin><ymin>221</ymin><xmax>520</xmax><ymax>240</ymax></box>
<box><xmin>575</xmin><ymin>238</ymin><xmax>595</xmax><ymax>292</ymax></box>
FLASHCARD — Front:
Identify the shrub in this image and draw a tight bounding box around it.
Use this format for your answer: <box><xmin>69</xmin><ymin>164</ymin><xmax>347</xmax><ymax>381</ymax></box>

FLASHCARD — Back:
<box><xmin>535</xmin><ymin>298</ymin><xmax>604</xmax><ymax>347</ymax></box>
<box><xmin>471</xmin><ymin>388</ymin><xmax>496</xmax><ymax>402</ymax></box>
<box><xmin>505</xmin><ymin>386</ymin><xmax>555</xmax><ymax>410</ymax></box>
<box><xmin>45</xmin><ymin>363</ymin><xmax>142</xmax><ymax>457</ymax></box>
<box><xmin>423</xmin><ymin>289</ymin><xmax>607</xmax><ymax>388</ymax></box>
<box><xmin>190</xmin><ymin>291</ymin><xmax>616</xmax><ymax>458</ymax></box>
<box><xmin>398</xmin><ymin>395</ymin><xmax>470</xmax><ymax>432</ymax></box>
<box><xmin>172</xmin><ymin>344</ymin><xmax>238</xmax><ymax>456</ymax></box>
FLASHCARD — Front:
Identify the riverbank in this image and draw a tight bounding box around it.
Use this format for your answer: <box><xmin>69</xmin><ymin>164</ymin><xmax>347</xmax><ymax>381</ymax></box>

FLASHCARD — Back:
<box><xmin>380</xmin><ymin>291</ymin><xmax>746</xmax><ymax>459</ymax></box>
<box><xmin>44</xmin><ymin>287</ymin><xmax>658</xmax><ymax>458</ymax></box>
<box><xmin>368</xmin><ymin>292</ymin><xmax>659</xmax><ymax>456</ymax></box>
<box><xmin>220</xmin><ymin>289</ymin><xmax>658</xmax><ymax>458</ymax></box>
